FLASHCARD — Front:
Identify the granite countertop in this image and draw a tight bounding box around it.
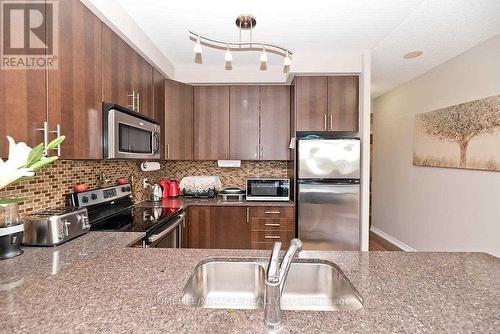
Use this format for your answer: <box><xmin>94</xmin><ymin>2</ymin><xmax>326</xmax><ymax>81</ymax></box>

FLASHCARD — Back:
<box><xmin>1</xmin><ymin>234</ymin><xmax>498</xmax><ymax>333</ymax></box>
<box><xmin>0</xmin><ymin>231</ymin><xmax>144</xmax><ymax>291</ymax></box>
<box><xmin>139</xmin><ymin>196</ymin><xmax>294</xmax><ymax>209</ymax></box>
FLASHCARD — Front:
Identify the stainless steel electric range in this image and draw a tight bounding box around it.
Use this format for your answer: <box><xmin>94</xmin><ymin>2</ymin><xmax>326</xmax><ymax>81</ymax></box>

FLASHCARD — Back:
<box><xmin>69</xmin><ymin>184</ymin><xmax>184</xmax><ymax>248</ymax></box>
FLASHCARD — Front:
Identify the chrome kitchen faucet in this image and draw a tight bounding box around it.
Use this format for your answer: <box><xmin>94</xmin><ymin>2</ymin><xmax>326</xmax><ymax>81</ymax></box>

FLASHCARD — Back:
<box><xmin>264</xmin><ymin>238</ymin><xmax>303</xmax><ymax>330</ymax></box>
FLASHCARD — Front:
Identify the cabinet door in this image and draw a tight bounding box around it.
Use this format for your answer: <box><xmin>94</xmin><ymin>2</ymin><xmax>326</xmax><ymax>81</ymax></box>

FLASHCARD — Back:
<box><xmin>260</xmin><ymin>85</ymin><xmax>290</xmax><ymax>160</ymax></box>
<box><xmin>295</xmin><ymin>76</ymin><xmax>328</xmax><ymax>131</ymax></box>
<box><xmin>153</xmin><ymin>69</ymin><xmax>165</xmax><ymax>158</ymax></box>
<box><xmin>328</xmin><ymin>76</ymin><xmax>359</xmax><ymax>131</ymax></box>
<box><xmin>210</xmin><ymin>207</ymin><xmax>250</xmax><ymax>249</ymax></box>
<box><xmin>229</xmin><ymin>86</ymin><xmax>259</xmax><ymax>160</ymax></box>
<box><xmin>185</xmin><ymin>207</ymin><xmax>212</xmax><ymax>248</ymax></box>
<box><xmin>135</xmin><ymin>55</ymin><xmax>153</xmax><ymax>118</ymax></box>
<box><xmin>0</xmin><ymin>4</ymin><xmax>46</xmax><ymax>158</ymax></box>
<box><xmin>47</xmin><ymin>0</ymin><xmax>102</xmax><ymax>159</ymax></box>
<box><xmin>193</xmin><ymin>86</ymin><xmax>229</xmax><ymax>160</ymax></box>
<box><xmin>102</xmin><ymin>25</ymin><xmax>133</xmax><ymax>108</ymax></box>
<box><xmin>165</xmin><ymin>79</ymin><xmax>194</xmax><ymax>160</ymax></box>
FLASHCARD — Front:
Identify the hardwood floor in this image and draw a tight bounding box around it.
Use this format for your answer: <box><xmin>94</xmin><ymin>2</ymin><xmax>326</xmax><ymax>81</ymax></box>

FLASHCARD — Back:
<box><xmin>369</xmin><ymin>231</ymin><xmax>401</xmax><ymax>251</ymax></box>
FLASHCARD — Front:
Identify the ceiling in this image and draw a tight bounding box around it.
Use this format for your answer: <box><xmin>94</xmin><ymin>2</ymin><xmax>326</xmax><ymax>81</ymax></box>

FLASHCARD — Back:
<box><xmin>113</xmin><ymin>0</ymin><xmax>500</xmax><ymax>96</ymax></box>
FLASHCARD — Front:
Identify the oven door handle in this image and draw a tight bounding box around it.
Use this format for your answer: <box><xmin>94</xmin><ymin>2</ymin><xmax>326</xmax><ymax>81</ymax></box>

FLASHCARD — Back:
<box><xmin>148</xmin><ymin>213</ymin><xmax>185</xmax><ymax>243</ymax></box>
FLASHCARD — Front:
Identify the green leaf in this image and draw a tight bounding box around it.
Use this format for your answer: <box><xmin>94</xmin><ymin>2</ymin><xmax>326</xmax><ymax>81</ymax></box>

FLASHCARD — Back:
<box><xmin>46</xmin><ymin>135</ymin><xmax>65</xmax><ymax>151</ymax></box>
<box><xmin>25</xmin><ymin>142</ymin><xmax>44</xmax><ymax>167</ymax></box>
<box><xmin>0</xmin><ymin>197</ymin><xmax>23</xmax><ymax>205</ymax></box>
<box><xmin>30</xmin><ymin>156</ymin><xmax>59</xmax><ymax>170</ymax></box>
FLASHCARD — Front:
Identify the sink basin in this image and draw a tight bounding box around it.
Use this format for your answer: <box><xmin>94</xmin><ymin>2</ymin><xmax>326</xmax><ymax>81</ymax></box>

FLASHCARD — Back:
<box><xmin>181</xmin><ymin>258</ymin><xmax>363</xmax><ymax>311</ymax></box>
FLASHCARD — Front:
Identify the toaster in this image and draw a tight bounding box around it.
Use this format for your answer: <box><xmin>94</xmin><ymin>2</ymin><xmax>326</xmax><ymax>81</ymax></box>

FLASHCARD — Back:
<box><xmin>22</xmin><ymin>207</ymin><xmax>90</xmax><ymax>246</ymax></box>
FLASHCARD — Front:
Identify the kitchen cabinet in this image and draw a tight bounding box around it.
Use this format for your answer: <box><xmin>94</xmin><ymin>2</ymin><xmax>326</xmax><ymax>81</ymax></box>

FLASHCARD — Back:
<box><xmin>184</xmin><ymin>205</ymin><xmax>294</xmax><ymax>250</ymax></box>
<box><xmin>165</xmin><ymin>79</ymin><xmax>194</xmax><ymax>160</ymax></box>
<box><xmin>102</xmin><ymin>25</ymin><xmax>154</xmax><ymax>118</ymax></box>
<box><xmin>294</xmin><ymin>76</ymin><xmax>328</xmax><ymax>131</ymax></box>
<box><xmin>48</xmin><ymin>0</ymin><xmax>102</xmax><ymax>159</ymax></box>
<box><xmin>294</xmin><ymin>76</ymin><xmax>359</xmax><ymax>132</ymax></box>
<box><xmin>153</xmin><ymin>68</ymin><xmax>165</xmax><ymax>158</ymax></box>
<box><xmin>0</xmin><ymin>3</ymin><xmax>47</xmax><ymax>158</ymax></box>
<box><xmin>248</xmin><ymin>206</ymin><xmax>295</xmax><ymax>250</ymax></box>
<box><xmin>193</xmin><ymin>86</ymin><xmax>230</xmax><ymax>160</ymax></box>
<box><xmin>210</xmin><ymin>207</ymin><xmax>250</xmax><ymax>249</ymax></box>
<box><xmin>184</xmin><ymin>206</ymin><xmax>212</xmax><ymax>248</ymax></box>
<box><xmin>0</xmin><ymin>64</ymin><xmax>46</xmax><ymax>158</ymax></box>
<box><xmin>260</xmin><ymin>86</ymin><xmax>290</xmax><ymax>160</ymax></box>
<box><xmin>229</xmin><ymin>86</ymin><xmax>260</xmax><ymax>160</ymax></box>
<box><xmin>328</xmin><ymin>76</ymin><xmax>359</xmax><ymax>131</ymax></box>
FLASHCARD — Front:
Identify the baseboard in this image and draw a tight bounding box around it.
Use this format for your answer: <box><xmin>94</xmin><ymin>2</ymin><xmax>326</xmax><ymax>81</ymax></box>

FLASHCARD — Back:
<box><xmin>370</xmin><ymin>227</ymin><xmax>416</xmax><ymax>252</ymax></box>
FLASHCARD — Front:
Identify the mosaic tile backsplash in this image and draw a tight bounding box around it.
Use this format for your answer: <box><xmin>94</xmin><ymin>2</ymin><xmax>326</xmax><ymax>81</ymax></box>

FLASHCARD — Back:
<box><xmin>0</xmin><ymin>160</ymin><xmax>288</xmax><ymax>215</ymax></box>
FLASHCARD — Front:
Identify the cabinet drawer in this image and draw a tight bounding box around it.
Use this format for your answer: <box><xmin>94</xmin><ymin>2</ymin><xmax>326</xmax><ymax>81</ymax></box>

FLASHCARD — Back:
<box><xmin>250</xmin><ymin>218</ymin><xmax>294</xmax><ymax>231</ymax></box>
<box><xmin>251</xmin><ymin>230</ymin><xmax>294</xmax><ymax>244</ymax></box>
<box><xmin>248</xmin><ymin>206</ymin><xmax>294</xmax><ymax>218</ymax></box>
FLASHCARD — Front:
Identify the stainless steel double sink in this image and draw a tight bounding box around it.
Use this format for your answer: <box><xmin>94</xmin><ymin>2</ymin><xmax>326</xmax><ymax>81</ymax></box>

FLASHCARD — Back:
<box><xmin>181</xmin><ymin>258</ymin><xmax>363</xmax><ymax>311</ymax></box>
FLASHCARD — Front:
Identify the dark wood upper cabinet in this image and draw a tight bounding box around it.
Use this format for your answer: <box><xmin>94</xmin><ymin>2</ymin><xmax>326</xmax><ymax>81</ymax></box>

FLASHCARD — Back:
<box><xmin>0</xmin><ymin>4</ymin><xmax>46</xmax><ymax>158</ymax></box>
<box><xmin>102</xmin><ymin>24</ymin><xmax>131</xmax><ymax>108</ymax></box>
<box><xmin>165</xmin><ymin>79</ymin><xmax>194</xmax><ymax>160</ymax></box>
<box><xmin>153</xmin><ymin>68</ymin><xmax>165</xmax><ymax>158</ymax></box>
<box><xmin>193</xmin><ymin>86</ymin><xmax>230</xmax><ymax>160</ymax></box>
<box><xmin>133</xmin><ymin>55</ymin><xmax>154</xmax><ymax>118</ymax></box>
<box><xmin>328</xmin><ymin>76</ymin><xmax>359</xmax><ymax>131</ymax></box>
<box><xmin>260</xmin><ymin>86</ymin><xmax>291</xmax><ymax>160</ymax></box>
<box><xmin>48</xmin><ymin>0</ymin><xmax>102</xmax><ymax>159</ymax></box>
<box><xmin>102</xmin><ymin>24</ymin><xmax>153</xmax><ymax>118</ymax></box>
<box><xmin>295</xmin><ymin>76</ymin><xmax>328</xmax><ymax>131</ymax></box>
<box><xmin>210</xmin><ymin>207</ymin><xmax>250</xmax><ymax>249</ymax></box>
<box><xmin>294</xmin><ymin>76</ymin><xmax>359</xmax><ymax>132</ymax></box>
<box><xmin>230</xmin><ymin>86</ymin><xmax>260</xmax><ymax>160</ymax></box>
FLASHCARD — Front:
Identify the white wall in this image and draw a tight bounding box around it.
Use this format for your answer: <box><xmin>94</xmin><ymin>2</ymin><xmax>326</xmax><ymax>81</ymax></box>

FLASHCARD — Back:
<box><xmin>372</xmin><ymin>34</ymin><xmax>500</xmax><ymax>257</ymax></box>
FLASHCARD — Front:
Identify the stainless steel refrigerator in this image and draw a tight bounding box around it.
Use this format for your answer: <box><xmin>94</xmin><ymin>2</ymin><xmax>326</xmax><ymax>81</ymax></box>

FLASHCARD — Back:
<box><xmin>298</xmin><ymin>138</ymin><xmax>360</xmax><ymax>251</ymax></box>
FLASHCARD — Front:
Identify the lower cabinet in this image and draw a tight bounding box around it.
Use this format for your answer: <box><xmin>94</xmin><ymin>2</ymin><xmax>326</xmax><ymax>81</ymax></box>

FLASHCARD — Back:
<box><xmin>184</xmin><ymin>205</ymin><xmax>295</xmax><ymax>250</ymax></box>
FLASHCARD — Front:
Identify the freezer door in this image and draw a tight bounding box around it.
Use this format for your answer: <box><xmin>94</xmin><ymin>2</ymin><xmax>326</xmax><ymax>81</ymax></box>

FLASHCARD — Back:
<box><xmin>298</xmin><ymin>182</ymin><xmax>360</xmax><ymax>251</ymax></box>
<box><xmin>298</xmin><ymin>139</ymin><xmax>360</xmax><ymax>179</ymax></box>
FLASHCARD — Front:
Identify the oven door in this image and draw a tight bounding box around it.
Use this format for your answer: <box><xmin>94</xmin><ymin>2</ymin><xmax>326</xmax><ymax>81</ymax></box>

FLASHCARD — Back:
<box><xmin>145</xmin><ymin>213</ymin><xmax>185</xmax><ymax>248</ymax></box>
<box><xmin>106</xmin><ymin>108</ymin><xmax>160</xmax><ymax>159</ymax></box>
<box><xmin>246</xmin><ymin>179</ymin><xmax>290</xmax><ymax>201</ymax></box>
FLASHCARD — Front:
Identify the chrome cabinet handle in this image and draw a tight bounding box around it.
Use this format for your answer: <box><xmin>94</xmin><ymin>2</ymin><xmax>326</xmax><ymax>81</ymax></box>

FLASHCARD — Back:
<box><xmin>260</xmin><ymin>145</ymin><xmax>263</xmax><ymax>160</ymax></box>
<box><xmin>128</xmin><ymin>91</ymin><xmax>135</xmax><ymax>110</ymax></box>
<box><xmin>167</xmin><ymin>144</ymin><xmax>170</xmax><ymax>159</ymax></box>
<box><xmin>49</xmin><ymin>124</ymin><xmax>61</xmax><ymax>156</ymax></box>
<box><xmin>324</xmin><ymin>114</ymin><xmax>327</xmax><ymax>130</ymax></box>
<box><xmin>256</xmin><ymin>145</ymin><xmax>259</xmax><ymax>159</ymax></box>
<box><xmin>329</xmin><ymin>114</ymin><xmax>333</xmax><ymax>130</ymax></box>
<box><xmin>35</xmin><ymin>121</ymin><xmax>49</xmax><ymax>155</ymax></box>
<box><xmin>265</xmin><ymin>223</ymin><xmax>280</xmax><ymax>227</ymax></box>
<box><xmin>265</xmin><ymin>211</ymin><xmax>281</xmax><ymax>214</ymax></box>
<box><xmin>246</xmin><ymin>207</ymin><xmax>249</xmax><ymax>223</ymax></box>
<box><xmin>136</xmin><ymin>93</ymin><xmax>140</xmax><ymax>112</ymax></box>
<box><xmin>265</xmin><ymin>235</ymin><xmax>280</xmax><ymax>240</ymax></box>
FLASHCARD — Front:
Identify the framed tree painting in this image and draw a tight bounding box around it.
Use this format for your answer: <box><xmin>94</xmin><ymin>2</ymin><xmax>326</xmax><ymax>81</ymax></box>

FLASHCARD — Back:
<box><xmin>413</xmin><ymin>94</ymin><xmax>500</xmax><ymax>171</ymax></box>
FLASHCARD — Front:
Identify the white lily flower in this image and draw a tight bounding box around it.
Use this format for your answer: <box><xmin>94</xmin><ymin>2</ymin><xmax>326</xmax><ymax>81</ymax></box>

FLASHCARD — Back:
<box><xmin>7</xmin><ymin>136</ymin><xmax>32</xmax><ymax>169</ymax></box>
<box><xmin>0</xmin><ymin>137</ymin><xmax>35</xmax><ymax>190</ymax></box>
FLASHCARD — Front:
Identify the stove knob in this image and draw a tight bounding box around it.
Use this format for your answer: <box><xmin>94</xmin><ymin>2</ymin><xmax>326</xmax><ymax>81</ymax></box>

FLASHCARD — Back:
<box><xmin>91</xmin><ymin>193</ymin><xmax>97</xmax><ymax>200</ymax></box>
<box><xmin>121</xmin><ymin>187</ymin><xmax>126</xmax><ymax>192</ymax></box>
<box><xmin>82</xmin><ymin>196</ymin><xmax>89</xmax><ymax>203</ymax></box>
<box><xmin>126</xmin><ymin>186</ymin><xmax>131</xmax><ymax>192</ymax></box>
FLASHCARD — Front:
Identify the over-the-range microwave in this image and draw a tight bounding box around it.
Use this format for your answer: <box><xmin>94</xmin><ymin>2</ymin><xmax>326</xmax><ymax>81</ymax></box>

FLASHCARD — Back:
<box><xmin>103</xmin><ymin>103</ymin><xmax>161</xmax><ymax>159</ymax></box>
<box><xmin>246</xmin><ymin>178</ymin><xmax>290</xmax><ymax>201</ymax></box>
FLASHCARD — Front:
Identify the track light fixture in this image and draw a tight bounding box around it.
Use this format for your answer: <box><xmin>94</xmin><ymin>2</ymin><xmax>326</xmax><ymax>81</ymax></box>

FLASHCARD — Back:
<box><xmin>189</xmin><ymin>15</ymin><xmax>292</xmax><ymax>72</ymax></box>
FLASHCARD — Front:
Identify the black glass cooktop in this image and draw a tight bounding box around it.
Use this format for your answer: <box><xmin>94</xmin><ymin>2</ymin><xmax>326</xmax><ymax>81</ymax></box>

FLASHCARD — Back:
<box><xmin>88</xmin><ymin>199</ymin><xmax>180</xmax><ymax>234</ymax></box>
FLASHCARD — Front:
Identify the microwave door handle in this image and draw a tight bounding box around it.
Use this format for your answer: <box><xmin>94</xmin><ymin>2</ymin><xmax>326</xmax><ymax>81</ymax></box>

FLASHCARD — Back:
<box><xmin>152</xmin><ymin>132</ymin><xmax>160</xmax><ymax>154</ymax></box>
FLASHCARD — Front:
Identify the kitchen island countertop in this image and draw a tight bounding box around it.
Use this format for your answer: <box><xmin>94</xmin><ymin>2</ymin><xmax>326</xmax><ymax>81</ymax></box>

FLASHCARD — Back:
<box><xmin>0</xmin><ymin>232</ymin><xmax>498</xmax><ymax>333</ymax></box>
